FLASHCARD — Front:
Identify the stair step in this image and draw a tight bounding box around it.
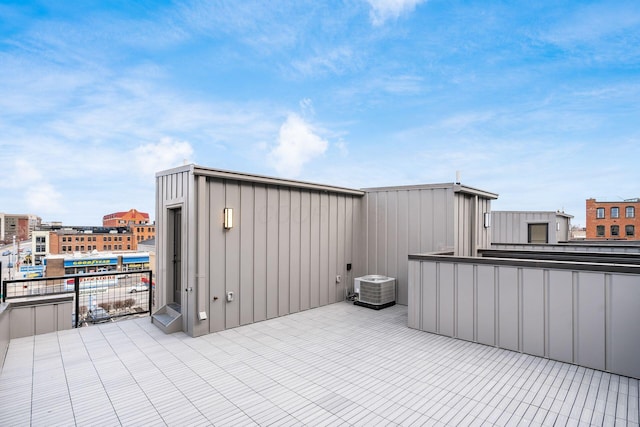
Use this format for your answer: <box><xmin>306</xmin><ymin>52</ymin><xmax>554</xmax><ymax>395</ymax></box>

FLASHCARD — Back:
<box><xmin>153</xmin><ymin>313</ymin><xmax>175</xmax><ymax>326</ymax></box>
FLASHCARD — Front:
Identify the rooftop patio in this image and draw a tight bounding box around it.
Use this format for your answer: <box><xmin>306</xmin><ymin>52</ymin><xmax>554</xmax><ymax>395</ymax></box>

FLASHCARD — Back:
<box><xmin>1</xmin><ymin>302</ymin><xmax>638</xmax><ymax>426</ymax></box>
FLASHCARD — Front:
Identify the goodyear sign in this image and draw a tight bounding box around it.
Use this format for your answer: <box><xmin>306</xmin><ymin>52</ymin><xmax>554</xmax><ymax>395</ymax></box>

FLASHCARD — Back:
<box><xmin>64</xmin><ymin>258</ymin><xmax>117</xmax><ymax>267</ymax></box>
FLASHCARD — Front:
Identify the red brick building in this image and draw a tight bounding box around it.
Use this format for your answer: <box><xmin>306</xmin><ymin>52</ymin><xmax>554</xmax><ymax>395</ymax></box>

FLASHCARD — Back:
<box><xmin>131</xmin><ymin>224</ymin><xmax>156</xmax><ymax>244</ymax></box>
<box><xmin>586</xmin><ymin>198</ymin><xmax>640</xmax><ymax>240</ymax></box>
<box><xmin>103</xmin><ymin>209</ymin><xmax>150</xmax><ymax>227</ymax></box>
<box><xmin>49</xmin><ymin>229</ymin><xmax>135</xmax><ymax>254</ymax></box>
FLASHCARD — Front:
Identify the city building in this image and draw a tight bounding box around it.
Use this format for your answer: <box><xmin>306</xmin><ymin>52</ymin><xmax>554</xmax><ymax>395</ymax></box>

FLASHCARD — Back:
<box><xmin>103</xmin><ymin>208</ymin><xmax>150</xmax><ymax>227</ymax></box>
<box><xmin>131</xmin><ymin>223</ymin><xmax>155</xmax><ymax>244</ymax></box>
<box><xmin>586</xmin><ymin>197</ymin><xmax>640</xmax><ymax>240</ymax></box>
<box><xmin>48</xmin><ymin>227</ymin><xmax>135</xmax><ymax>254</ymax></box>
<box><xmin>0</xmin><ymin>213</ymin><xmax>41</xmax><ymax>243</ymax></box>
<box><xmin>31</xmin><ymin>230</ymin><xmax>51</xmax><ymax>265</ymax></box>
<box><xmin>491</xmin><ymin>210</ymin><xmax>573</xmax><ymax>244</ymax></box>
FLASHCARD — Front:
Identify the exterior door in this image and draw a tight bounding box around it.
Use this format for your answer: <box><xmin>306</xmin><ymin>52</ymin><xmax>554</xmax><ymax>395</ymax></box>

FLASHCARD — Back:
<box><xmin>168</xmin><ymin>208</ymin><xmax>182</xmax><ymax>305</ymax></box>
<box><xmin>528</xmin><ymin>223</ymin><xmax>548</xmax><ymax>244</ymax></box>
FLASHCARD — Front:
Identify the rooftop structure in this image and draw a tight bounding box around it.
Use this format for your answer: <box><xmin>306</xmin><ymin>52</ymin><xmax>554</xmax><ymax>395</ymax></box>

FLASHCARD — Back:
<box><xmin>153</xmin><ymin>164</ymin><xmax>497</xmax><ymax>337</ymax></box>
<box><xmin>491</xmin><ymin>210</ymin><xmax>574</xmax><ymax>244</ymax></box>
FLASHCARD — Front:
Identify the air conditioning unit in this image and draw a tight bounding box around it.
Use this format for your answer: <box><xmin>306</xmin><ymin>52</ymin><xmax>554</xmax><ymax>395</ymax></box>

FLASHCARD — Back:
<box><xmin>354</xmin><ymin>275</ymin><xmax>396</xmax><ymax>310</ymax></box>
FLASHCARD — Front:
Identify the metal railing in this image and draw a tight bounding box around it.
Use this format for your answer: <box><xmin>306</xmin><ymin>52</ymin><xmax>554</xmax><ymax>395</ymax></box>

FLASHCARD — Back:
<box><xmin>1</xmin><ymin>267</ymin><xmax>153</xmax><ymax>328</ymax></box>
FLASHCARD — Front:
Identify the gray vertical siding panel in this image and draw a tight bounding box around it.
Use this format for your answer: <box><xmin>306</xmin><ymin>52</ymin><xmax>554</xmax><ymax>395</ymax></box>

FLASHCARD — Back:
<box><xmin>575</xmin><ymin>272</ymin><xmax>605</xmax><ymax>371</ymax></box>
<box><xmin>396</xmin><ymin>191</ymin><xmax>409</xmax><ymax>305</ymax></box>
<box><xmin>278</xmin><ymin>188</ymin><xmax>290</xmax><ymax>316</ymax></box>
<box><xmin>300</xmin><ymin>191</ymin><xmax>311</xmax><ymax>311</ymax></box>
<box><xmin>498</xmin><ymin>267</ymin><xmax>519</xmax><ymax>351</ymax></box>
<box><xmin>367</xmin><ymin>193</ymin><xmax>377</xmax><ymax>273</ymax></box>
<box><xmin>328</xmin><ymin>194</ymin><xmax>338</xmax><ymax>303</ymax></box>
<box><xmin>408</xmin><ymin>192</ymin><xmax>421</xmax><ymax>256</ymax></box>
<box><xmin>439</xmin><ymin>263</ymin><xmax>455</xmax><ymax>336</ymax></box>
<box><xmin>225</xmin><ymin>182</ymin><xmax>241</xmax><ymax>329</ymax></box>
<box><xmin>457</xmin><ymin>263</ymin><xmax>474</xmax><ymax>341</ymax></box>
<box><xmin>345</xmin><ymin>197</ymin><xmax>354</xmax><ymax>294</ymax></box>
<box><xmin>421</xmin><ymin>262</ymin><xmax>437</xmax><ymax>332</ymax></box>
<box><xmin>253</xmin><ymin>185</ymin><xmax>267</xmax><ymax>322</ymax></box>
<box><xmin>476</xmin><ymin>265</ymin><xmax>495</xmax><ymax>345</ymax></box>
<box><xmin>376</xmin><ymin>192</ymin><xmax>387</xmax><ymax>275</ymax></box>
<box><xmin>420</xmin><ymin>190</ymin><xmax>434</xmax><ymax>253</ymax></box>
<box><xmin>434</xmin><ymin>189</ymin><xmax>450</xmax><ymax>252</ymax></box>
<box><xmin>209</xmin><ymin>179</ymin><xmax>226</xmax><ymax>332</ymax></box>
<box><xmin>240</xmin><ymin>182</ymin><xmax>254</xmax><ymax>326</ymax></box>
<box><xmin>336</xmin><ymin>196</ymin><xmax>346</xmax><ymax>301</ymax></box>
<box><xmin>609</xmin><ymin>274</ymin><xmax>640</xmax><ymax>379</ymax></box>
<box><xmin>194</xmin><ymin>176</ymin><xmax>210</xmax><ymax>338</ymax></box>
<box><xmin>319</xmin><ymin>193</ymin><xmax>329</xmax><ymax>306</ymax></box>
<box><xmin>266</xmin><ymin>187</ymin><xmax>279</xmax><ymax>319</ymax></box>
<box><xmin>548</xmin><ymin>269</ymin><xmax>573</xmax><ymax>363</ymax></box>
<box><xmin>407</xmin><ymin>260</ymin><xmax>421</xmax><ymax>329</ymax></box>
<box><xmin>522</xmin><ymin>269</ymin><xmax>544</xmax><ymax>356</ymax></box>
<box><xmin>310</xmin><ymin>192</ymin><xmax>320</xmax><ymax>308</ymax></box>
<box><xmin>289</xmin><ymin>189</ymin><xmax>301</xmax><ymax>313</ymax></box>
<box><xmin>386</xmin><ymin>192</ymin><xmax>397</xmax><ymax>300</ymax></box>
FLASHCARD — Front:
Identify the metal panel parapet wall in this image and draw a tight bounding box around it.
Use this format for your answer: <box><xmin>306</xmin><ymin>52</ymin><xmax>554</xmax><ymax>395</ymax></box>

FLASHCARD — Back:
<box><xmin>408</xmin><ymin>255</ymin><xmax>640</xmax><ymax>379</ymax></box>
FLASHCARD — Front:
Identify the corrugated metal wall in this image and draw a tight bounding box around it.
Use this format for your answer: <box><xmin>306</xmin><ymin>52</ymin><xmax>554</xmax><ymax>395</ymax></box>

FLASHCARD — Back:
<box><xmin>194</xmin><ymin>176</ymin><xmax>361</xmax><ymax>336</ymax></box>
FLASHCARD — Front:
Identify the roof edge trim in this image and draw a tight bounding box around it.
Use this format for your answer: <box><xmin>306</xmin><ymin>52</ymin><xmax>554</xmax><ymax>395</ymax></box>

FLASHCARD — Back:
<box><xmin>175</xmin><ymin>164</ymin><xmax>366</xmax><ymax>196</ymax></box>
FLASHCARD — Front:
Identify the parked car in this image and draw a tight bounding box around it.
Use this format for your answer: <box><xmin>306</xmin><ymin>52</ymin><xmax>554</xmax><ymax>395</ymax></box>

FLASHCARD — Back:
<box><xmin>87</xmin><ymin>307</ymin><xmax>112</xmax><ymax>324</ymax></box>
<box><xmin>1</xmin><ymin>250</ymin><xmax>10</xmax><ymax>256</ymax></box>
<box><xmin>129</xmin><ymin>282</ymin><xmax>149</xmax><ymax>293</ymax></box>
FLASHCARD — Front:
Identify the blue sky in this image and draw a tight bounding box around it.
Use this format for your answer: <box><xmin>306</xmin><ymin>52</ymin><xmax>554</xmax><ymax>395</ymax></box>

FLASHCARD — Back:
<box><xmin>1</xmin><ymin>0</ymin><xmax>639</xmax><ymax>227</ymax></box>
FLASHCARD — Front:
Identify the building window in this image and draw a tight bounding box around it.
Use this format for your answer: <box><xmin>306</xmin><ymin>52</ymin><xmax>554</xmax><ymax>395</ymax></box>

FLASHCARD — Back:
<box><xmin>127</xmin><ymin>245</ymin><xmax>131</xmax><ymax>250</ymax></box>
<box><xmin>626</xmin><ymin>225</ymin><xmax>635</xmax><ymax>237</ymax></box>
<box><xmin>611</xmin><ymin>207</ymin><xmax>619</xmax><ymax>218</ymax></box>
<box><xmin>596</xmin><ymin>208</ymin><xmax>605</xmax><ymax>219</ymax></box>
<box><xmin>596</xmin><ymin>225</ymin><xmax>605</xmax><ymax>237</ymax></box>
<box><xmin>626</xmin><ymin>206</ymin><xmax>635</xmax><ymax>218</ymax></box>
<box><xmin>611</xmin><ymin>225</ymin><xmax>620</xmax><ymax>237</ymax></box>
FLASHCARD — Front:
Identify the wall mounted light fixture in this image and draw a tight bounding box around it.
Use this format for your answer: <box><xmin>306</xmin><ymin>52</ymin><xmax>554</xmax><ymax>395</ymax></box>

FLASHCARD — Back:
<box><xmin>483</xmin><ymin>212</ymin><xmax>491</xmax><ymax>228</ymax></box>
<box><xmin>223</xmin><ymin>208</ymin><xmax>233</xmax><ymax>229</ymax></box>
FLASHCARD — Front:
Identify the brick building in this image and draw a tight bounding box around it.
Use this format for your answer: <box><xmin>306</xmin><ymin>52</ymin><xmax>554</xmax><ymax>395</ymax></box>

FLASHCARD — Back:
<box><xmin>103</xmin><ymin>208</ymin><xmax>150</xmax><ymax>227</ymax></box>
<box><xmin>49</xmin><ymin>228</ymin><xmax>136</xmax><ymax>254</ymax></box>
<box><xmin>585</xmin><ymin>198</ymin><xmax>640</xmax><ymax>240</ymax></box>
<box><xmin>131</xmin><ymin>224</ymin><xmax>156</xmax><ymax>245</ymax></box>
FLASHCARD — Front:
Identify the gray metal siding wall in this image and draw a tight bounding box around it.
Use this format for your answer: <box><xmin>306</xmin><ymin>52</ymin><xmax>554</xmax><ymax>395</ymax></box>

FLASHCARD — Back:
<box><xmin>364</xmin><ymin>188</ymin><xmax>455</xmax><ymax>306</ymax></box>
<box><xmin>492</xmin><ymin>212</ymin><xmax>566</xmax><ymax>244</ymax></box>
<box><xmin>454</xmin><ymin>194</ymin><xmax>492</xmax><ymax>257</ymax></box>
<box><xmin>203</xmin><ymin>177</ymin><xmax>361</xmax><ymax>334</ymax></box>
<box><xmin>408</xmin><ymin>258</ymin><xmax>640</xmax><ymax>379</ymax></box>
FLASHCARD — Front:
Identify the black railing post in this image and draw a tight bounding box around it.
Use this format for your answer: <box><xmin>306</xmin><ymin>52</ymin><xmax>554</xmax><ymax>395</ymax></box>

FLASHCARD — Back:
<box><xmin>1</xmin><ymin>261</ymin><xmax>4</xmax><ymax>302</ymax></box>
<box><xmin>147</xmin><ymin>270</ymin><xmax>153</xmax><ymax>316</ymax></box>
<box><xmin>74</xmin><ymin>276</ymin><xmax>80</xmax><ymax>328</ymax></box>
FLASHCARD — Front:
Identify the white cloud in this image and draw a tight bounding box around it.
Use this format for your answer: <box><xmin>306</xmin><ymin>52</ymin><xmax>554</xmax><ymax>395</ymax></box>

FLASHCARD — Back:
<box><xmin>269</xmin><ymin>114</ymin><xmax>328</xmax><ymax>177</ymax></box>
<box><xmin>10</xmin><ymin>159</ymin><xmax>63</xmax><ymax>214</ymax></box>
<box><xmin>131</xmin><ymin>137</ymin><xmax>194</xmax><ymax>177</ymax></box>
<box><xmin>366</xmin><ymin>0</ymin><xmax>427</xmax><ymax>26</ymax></box>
